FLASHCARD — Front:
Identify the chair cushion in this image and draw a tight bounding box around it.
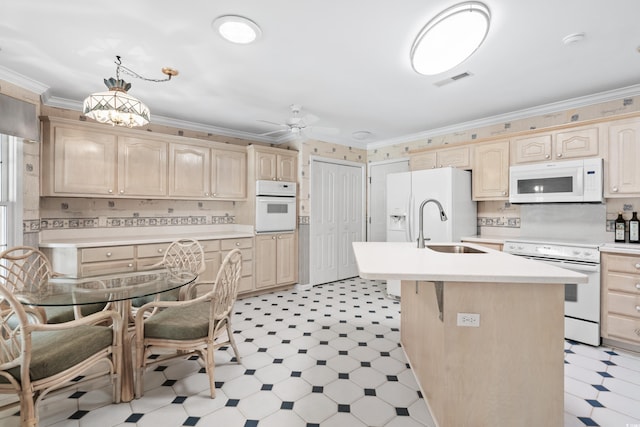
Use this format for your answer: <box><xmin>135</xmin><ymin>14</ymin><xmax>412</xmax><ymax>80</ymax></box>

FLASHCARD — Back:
<box><xmin>44</xmin><ymin>303</ymin><xmax>107</xmax><ymax>324</ymax></box>
<box><xmin>144</xmin><ymin>301</ymin><xmax>210</xmax><ymax>340</ymax></box>
<box><xmin>1</xmin><ymin>325</ymin><xmax>113</xmax><ymax>383</ymax></box>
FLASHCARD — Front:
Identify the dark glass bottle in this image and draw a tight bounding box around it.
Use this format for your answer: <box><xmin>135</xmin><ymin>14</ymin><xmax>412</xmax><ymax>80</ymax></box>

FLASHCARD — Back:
<box><xmin>629</xmin><ymin>212</ymin><xmax>640</xmax><ymax>243</ymax></box>
<box><xmin>615</xmin><ymin>212</ymin><xmax>626</xmax><ymax>243</ymax></box>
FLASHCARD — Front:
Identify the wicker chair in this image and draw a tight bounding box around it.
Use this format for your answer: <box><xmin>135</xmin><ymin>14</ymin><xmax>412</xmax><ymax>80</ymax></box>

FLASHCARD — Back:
<box><xmin>0</xmin><ymin>284</ymin><xmax>122</xmax><ymax>427</ymax></box>
<box><xmin>132</xmin><ymin>239</ymin><xmax>206</xmax><ymax>309</ymax></box>
<box><xmin>134</xmin><ymin>249</ymin><xmax>242</xmax><ymax>398</ymax></box>
<box><xmin>0</xmin><ymin>246</ymin><xmax>106</xmax><ymax>323</ymax></box>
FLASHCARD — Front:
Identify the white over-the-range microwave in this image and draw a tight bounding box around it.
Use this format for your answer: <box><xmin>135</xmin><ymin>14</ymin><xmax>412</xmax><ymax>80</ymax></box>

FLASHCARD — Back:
<box><xmin>509</xmin><ymin>158</ymin><xmax>603</xmax><ymax>203</ymax></box>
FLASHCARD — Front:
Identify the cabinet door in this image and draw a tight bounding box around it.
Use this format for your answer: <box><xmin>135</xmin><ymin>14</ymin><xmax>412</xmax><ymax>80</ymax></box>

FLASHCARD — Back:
<box><xmin>554</xmin><ymin>126</ymin><xmax>599</xmax><ymax>160</ymax></box>
<box><xmin>169</xmin><ymin>143</ymin><xmax>210</xmax><ymax>198</ymax></box>
<box><xmin>255</xmin><ymin>234</ymin><xmax>277</xmax><ymax>288</ymax></box>
<box><xmin>212</xmin><ymin>149</ymin><xmax>247</xmax><ymax>199</ymax></box>
<box><xmin>276</xmin><ymin>232</ymin><xmax>297</xmax><ymax>285</ymax></box>
<box><xmin>511</xmin><ymin>134</ymin><xmax>552</xmax><ymax>164</ymax></box>
<box><xmin>436</xmin><ymin>146</ymin><xmax>470</xmax><ymax>169</ymax></box>
<box><xmin>472</xmin><ymin>140</ymin><xmax>510</xmax><ymax>200</ymax></box>
<box><xmin>277</xmin><ymin>154</ymin><xmax>297</xmax><ymax>182</ymax></box>
<box><xmin>256</xmin><ymin>152</ymin><xmax>277</xmax><ymax>180</ymax></box>
<box><xmin>607</xmin><ymin>119</ymin><xmax>640</xmax><ymax>196</ymax></box>
<box><xmin>51</xmin><ymin>125</ymin><xmax>117</xmax><ymax>196</ymax></box>
<box><xmin>410</xmin><ymin>152</ymin><xmax>437</xmax><ymax>171</ymax></box>
<box><xmin>118</xmin><ymin>137</ymin><xmax>168</xmax><ymax>197</ymax></box>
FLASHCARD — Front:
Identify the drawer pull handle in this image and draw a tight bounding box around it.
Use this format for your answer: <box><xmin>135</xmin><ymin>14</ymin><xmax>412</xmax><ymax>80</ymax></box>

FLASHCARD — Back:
<box><xmin>636</xmin><ymin>283</ymin><xmax>640</xmax><ymax>290</ymax></box>
<box><xmin>636</xmin><ymin>263</ymin><xmax>640</xmax><ymax>269</ymax></box>
<box><xmin>106</xmin><ymin>252</ymin><xmax>112</xmax><ymax>257</ymax></box>
<box><xmin>157</xmin><ymin>248</ymin><xmax>164</xmax><ymax>253</ymax></box>
<box><xmin>636</xmin><ymin>305</ymin><xmax>640</xmax><ymax>312</ymax></box>
<box><xmin>236</xmin><ymin>242</ymin><xmax>240</xmax><ymax>246</ymax></box>
<box><xmin>128</xmin><ymin>263</ymin><xmax>133</xmax><ymax>268</ymax></box>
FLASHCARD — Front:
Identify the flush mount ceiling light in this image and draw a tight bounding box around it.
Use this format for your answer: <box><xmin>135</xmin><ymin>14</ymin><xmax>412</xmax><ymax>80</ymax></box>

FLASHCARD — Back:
<box><xmin>212</xmin><ymin>15</ymin><xmax>262</xmax><ymax>44</ymax></box>
<box><xmin>83</xmin><ymin>56</ymin><xmax>178</xmax><ymax>128</ymax></box>
<box><xmin>411</xmin><ymin>2</ymin><xmax>490</xmax><ymax>76</ymax></box>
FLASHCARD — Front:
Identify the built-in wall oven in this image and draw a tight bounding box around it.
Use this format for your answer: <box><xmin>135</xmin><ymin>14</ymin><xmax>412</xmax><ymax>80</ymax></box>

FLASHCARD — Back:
<box><xmin>255</xmin><ymin>180</ymin><xmax>297</xmax><ymax>233</ymax></box>
<box><xmin>503</xmin><ymin>239</ymin><xmax>601</xmax><ymax>346</ymax></box>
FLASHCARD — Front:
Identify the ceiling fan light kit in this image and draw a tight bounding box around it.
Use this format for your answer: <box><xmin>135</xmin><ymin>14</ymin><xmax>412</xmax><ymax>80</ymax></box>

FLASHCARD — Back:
<box><xmin>411</xmin><ymin>1</ymin><xmax>490</xmax><ymax>76</ymax></box>
<box><xmin>83</xmin><ymin>56</ymin><xmax>178</xmax><ymax>128</ymax></box>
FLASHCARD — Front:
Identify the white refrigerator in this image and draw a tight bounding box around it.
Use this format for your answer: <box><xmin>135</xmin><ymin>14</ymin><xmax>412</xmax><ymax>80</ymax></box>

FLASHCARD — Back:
<box><xmin>385</xmin><ymin>167</ymin><xmax>477</xmax><ymax>297</ymax></box>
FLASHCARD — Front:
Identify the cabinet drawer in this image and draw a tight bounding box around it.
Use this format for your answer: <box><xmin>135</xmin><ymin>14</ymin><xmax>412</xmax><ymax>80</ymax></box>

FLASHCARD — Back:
<box><xmin>605</xmin><ymin>254</ymin><xmax>640</xmax><ymax>275</ymax></box>
<box><xmin>137</xmin><ymin>243</ymin><xmax>170</xmax><ymax>258</ymax></box>
<box><xmin>223</xmin><ymin>248</ymin><xmax>253</xmax><ymax>261</ymax></box>
<box><xmin>201</xmin><ymin>240</ymin><xmax>221</xmax><ymax>253</ymax></box>
<box><xmin>221</xmin><ymin>238</ymin><xmax>253</xmax><ymax>251</ymax></box>
<box><xmin>606</xmin><ymin>314</ymin><xmax>640</xmax><ymax>344</ymax></box>
<box><xmin>606</xmin><ymin>272</ymin><xmax>640</xmax><ymax>294</ymax></box>
<box><xmin>608</xmin><ymin>292</ymin><xmax>640</xmax><ymax>318</ymax></box>
<box><xmin>81</xmin><ymin>246</ymin><xmax>134</xmax><ymax>263</ymax></box>
<box><xmin>80</xmin><ymin>260</ymin><xmax>135</xmax><ymax>277</ymax></box>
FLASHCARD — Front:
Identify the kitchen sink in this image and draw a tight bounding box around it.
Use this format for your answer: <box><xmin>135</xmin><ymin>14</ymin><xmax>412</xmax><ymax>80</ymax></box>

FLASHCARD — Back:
<box><xmin>426</xmin><ymin>244</ymin><xmax>486</xmax><ymax>254</ymax></box>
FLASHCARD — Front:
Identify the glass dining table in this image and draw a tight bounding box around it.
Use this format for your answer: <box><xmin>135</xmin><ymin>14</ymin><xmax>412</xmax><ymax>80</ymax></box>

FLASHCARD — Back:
<box><xmin>14</xmin><ymin>268</ymin><xmax>197</xmax><ymax>402</ymax></box>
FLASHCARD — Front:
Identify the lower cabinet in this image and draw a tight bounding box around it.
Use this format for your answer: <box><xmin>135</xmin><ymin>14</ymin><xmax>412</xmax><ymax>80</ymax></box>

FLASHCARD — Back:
<box><xmin>41</xmin><ymin>236</ymin><xmax>255</xmax><ymax>295</ymax></box>
<box><xmin>601</xmin><ymin>252</ymin><xmax>640</xmax><ymax>347</ymax></box>
<box><xmin>255</xmin><ymin>232</ymin><xmax>297</xmax><ymax>289</ymax></box>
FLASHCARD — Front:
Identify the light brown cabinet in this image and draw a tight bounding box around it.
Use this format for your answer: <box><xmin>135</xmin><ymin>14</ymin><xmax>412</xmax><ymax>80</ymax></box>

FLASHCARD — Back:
<box><xmin>117</xmin><ymin>136</ymin><xmax>168</xmax><ymax>197</ymax></box>
<box><xmin>255</xmin><ymin>232</ymin><xmax>297</xmax><ymax>289</ymax></box>
<box><xmin>42</xmin><ymin>117</ymin><xmax>246</xmax><ymax>201</ymax></box>
<box><xmin>601</xmin><ymin>252</ymin><xmax>640</xmax><ymax>346</ymax></box>
<box><xmin>41</xmin><ymin>237</ymin><xmax>255</xmax><ymax>294</ymax></box>
<box><xmin>255</xmin><ymin>150</ymin><xmax>297</xmax><ymax>182</ymax></box>
<box><xmin>472</xmin><ymin>140</ymin><xmax>510</xmax><ymax>200</ymax></box>
<box><xmin>511</xmin><ymin>125</ymin><xmax>600</xmax><ymax>164</ymax></box>
<box><xmin>410</xmin><ymin>146</ymin><xmax>470</xmax><ymax>171</ymax></box>
<box><xmin>606</xmin><ymin>117</ymin><xmax>640</xmax><ymax>197</ymax></box>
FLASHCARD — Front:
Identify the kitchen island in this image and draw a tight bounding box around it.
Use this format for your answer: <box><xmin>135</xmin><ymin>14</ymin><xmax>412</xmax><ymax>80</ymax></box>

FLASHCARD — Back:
<box><xmin>352</xmin><ymin>241</ymin><xmax>587</xmax><ymax>427</ymax></box>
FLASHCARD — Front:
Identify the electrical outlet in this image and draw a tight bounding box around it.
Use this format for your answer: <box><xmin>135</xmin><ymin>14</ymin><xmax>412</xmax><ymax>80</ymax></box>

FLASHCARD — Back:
<box><xmin>457</xmin><ymin>313</ymin><xmax>480</xmax><ymax>327</ymax></box>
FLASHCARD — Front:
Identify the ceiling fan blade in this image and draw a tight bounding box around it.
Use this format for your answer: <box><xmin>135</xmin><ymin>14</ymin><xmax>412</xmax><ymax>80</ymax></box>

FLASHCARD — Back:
<box><xmin>257</xmin><ymin>119</ymin><xmax>286</xmax><ymax>127</ymax></box>
<box><xmin>260</xmin><ymin>128</ymin><xmax>289</xmax><ymax>136</ymax></box>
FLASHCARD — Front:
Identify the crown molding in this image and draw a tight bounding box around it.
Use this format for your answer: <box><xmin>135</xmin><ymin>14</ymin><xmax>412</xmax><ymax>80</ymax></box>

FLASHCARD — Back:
<box><xmin>366</xmin><ymin>83</ymin><xmax>640</xmax><ymax>150</ymax></box>
<box><xmin>0</xmin><ymin>66</ymin><xmax>50</xmax><ymax>95</ymax></box>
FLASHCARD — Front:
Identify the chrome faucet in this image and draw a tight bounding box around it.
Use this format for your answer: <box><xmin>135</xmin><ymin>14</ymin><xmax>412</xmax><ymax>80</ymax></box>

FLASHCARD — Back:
<box><xmin>417</xmin><ymin>199</ymin><xmax>448</xmax><ymax>248</ymax></box>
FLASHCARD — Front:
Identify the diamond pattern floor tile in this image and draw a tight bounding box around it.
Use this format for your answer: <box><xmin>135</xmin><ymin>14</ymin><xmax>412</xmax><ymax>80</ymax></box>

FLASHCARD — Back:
<box><xmin>3</xmin><ymin>278</ymin><xmax>640</xmax><ymax>427</ymax></box>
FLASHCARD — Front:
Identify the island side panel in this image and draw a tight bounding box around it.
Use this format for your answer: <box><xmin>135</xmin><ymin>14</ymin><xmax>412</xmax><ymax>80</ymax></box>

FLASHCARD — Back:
<box><xmin>401</xmin><ymin>280</ymin><xmax>565</xmax><ymax>427</ymax></box>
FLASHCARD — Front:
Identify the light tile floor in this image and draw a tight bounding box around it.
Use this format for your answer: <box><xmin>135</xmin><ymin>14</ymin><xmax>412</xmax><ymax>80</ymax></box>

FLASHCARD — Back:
<box><xmin>1</xmin><ymin>278</ymin><xmax>639</xmax><ymax>427</ymax></box>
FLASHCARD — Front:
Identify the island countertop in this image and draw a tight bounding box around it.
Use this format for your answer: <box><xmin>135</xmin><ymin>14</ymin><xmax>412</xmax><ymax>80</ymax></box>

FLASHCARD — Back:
<box><xmin>352</xmin><ymin>241</ymin><xmax>587</xmax><ymax>284</ymax></box>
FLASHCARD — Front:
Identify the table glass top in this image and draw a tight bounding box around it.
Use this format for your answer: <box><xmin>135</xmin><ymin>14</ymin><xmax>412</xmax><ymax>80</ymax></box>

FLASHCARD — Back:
<box><xmin>15</xmin><ymin>269</ymin><xmax>197</xmax><ymax>306</ymax></box>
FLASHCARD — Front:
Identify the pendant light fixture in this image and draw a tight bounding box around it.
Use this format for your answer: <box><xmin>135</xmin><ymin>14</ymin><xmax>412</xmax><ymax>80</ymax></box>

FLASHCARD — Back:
<box><xmin>411</xmin><ymin>2</ymin><xmax>490</xmax><ymax>76</ymax></box>
<box><xmin>82</xmin><ymin>56</ymin><xmax>178</xmax><ymax>128</ymax></box>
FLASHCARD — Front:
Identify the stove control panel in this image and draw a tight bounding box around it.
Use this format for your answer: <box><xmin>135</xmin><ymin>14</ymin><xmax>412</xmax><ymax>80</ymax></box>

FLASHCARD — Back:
<box><xmin>503</xmin><ymin>241</ymin><xmax>600</xmax><ymax>263</ymax></box>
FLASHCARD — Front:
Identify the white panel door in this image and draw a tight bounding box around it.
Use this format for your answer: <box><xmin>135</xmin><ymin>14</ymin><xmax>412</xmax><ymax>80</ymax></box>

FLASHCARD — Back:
<box><xmin>310</xmin><ymin>161</ymin><xmax>338</xmax><ymax>285</ymax></box>
<box><xmin>368</xmin><ymin>160</ymin><xmax>409</xmax><ymax>242</ymax></box>
<box><xmin>310</xmin><ymin>160</ymin><xmax>365</xmax><ymax>286</ymax></box>
<box><xmin>337</xmin><ymin>164</ymin><xmax>363</xmax><ymax>279</ymax></box>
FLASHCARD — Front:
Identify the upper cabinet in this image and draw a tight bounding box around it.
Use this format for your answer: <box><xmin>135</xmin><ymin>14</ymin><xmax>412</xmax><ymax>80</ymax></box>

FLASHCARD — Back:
<box><xmin>252</xmin><ymin>147</ymin><xmax>297</xmax><ymax>182</ymax></box>
<box><xmin>410</xmin><ymin>145</ymin><xmax>471</xmax><ymax>171</ymax></box>
<box><xmin>472</xmin><ymin>140</ymin><xmax>510</xmax><ymax>201</ymax></box>
<box><xmin>45</xmin><ymin>122</ymin><xmax>118</xmax><ymax>196</ymax></box>
<box><xmin>42</xmin><ymin>117</ymin><xmax>247</xmax><ymax>201</ymax></box>
<box><xmin>511</xmin><ymin>125</ymin><xmax>601</xmax><ymax>164</ymax></box>
<box><xmin>118</xmin><ymin>136</ymin><xmax>168</xmax><ymax>197</ymax></box>
<box><xmin>606</xmin><ymin>117</ymin><xmax>640</xmax><ymax>197</ymax></box>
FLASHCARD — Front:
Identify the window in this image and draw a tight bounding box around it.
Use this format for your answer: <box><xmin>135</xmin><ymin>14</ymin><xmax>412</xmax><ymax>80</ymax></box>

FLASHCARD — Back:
<box><xmin>0</xmin><ymin>135</ymin><xmax>22</xmax><ymax>251</ymax></box>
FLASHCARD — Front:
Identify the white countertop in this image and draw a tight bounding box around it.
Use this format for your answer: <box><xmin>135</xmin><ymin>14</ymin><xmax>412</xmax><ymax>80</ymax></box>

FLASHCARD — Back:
<box><xmin>352</xmin><ymin>241</ymin><xmax>588</xmax><ymax>284</ymax></box>
<box><xmin>39</xmin><ymin>225</ymin><xmax>255</xmax><ymax>248</ymax></box>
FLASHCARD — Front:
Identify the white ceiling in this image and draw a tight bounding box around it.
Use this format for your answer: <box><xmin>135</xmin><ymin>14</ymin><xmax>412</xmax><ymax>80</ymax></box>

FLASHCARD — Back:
<box><xmin>1</xmin><ymin>1</ymin><xmax>640</xmax><ymax>148</ymax></box>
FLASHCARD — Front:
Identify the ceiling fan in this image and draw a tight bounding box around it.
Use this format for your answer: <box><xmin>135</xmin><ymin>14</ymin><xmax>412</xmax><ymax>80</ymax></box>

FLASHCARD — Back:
<box><xmin>259</xmin><ymin>104</ymin><xmax>338</xmax><ymax>137</ymax></box>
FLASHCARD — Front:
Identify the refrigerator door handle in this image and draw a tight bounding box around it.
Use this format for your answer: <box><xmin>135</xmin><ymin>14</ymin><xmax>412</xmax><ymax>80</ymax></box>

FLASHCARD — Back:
<box><xmin>407</xmin><ymin>195</ymin><xmax>414</xmax><ymax>243</ymax></box>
